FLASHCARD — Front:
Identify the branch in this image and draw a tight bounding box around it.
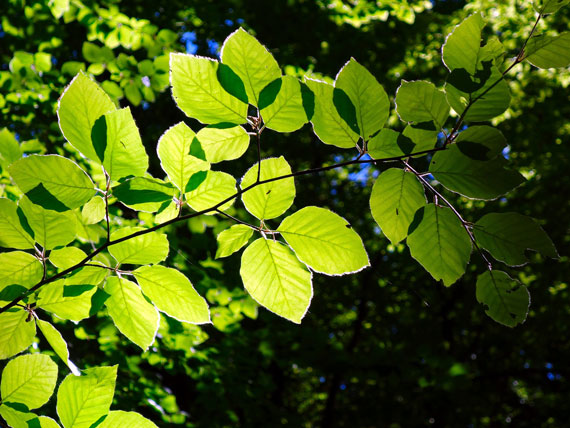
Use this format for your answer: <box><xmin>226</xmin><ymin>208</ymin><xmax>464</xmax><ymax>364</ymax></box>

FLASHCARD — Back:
<box><xmin>0</xmin><ymin>146</ymin><xmax>445</xmax><ymax>314</ymax></box>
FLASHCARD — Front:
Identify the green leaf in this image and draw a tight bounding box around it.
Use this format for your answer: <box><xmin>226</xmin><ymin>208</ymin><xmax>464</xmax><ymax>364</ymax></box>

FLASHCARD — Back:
<box><xmin>367</xmin><ymin>129</ymin><xmax>408</xmax><ymax>158</ymax></box>
<box><xmin>278</xmin><ymin>206</ymin><xmax>369</xmax><ymax>275</ymax></box>
<box><xmin>370</xmin><ymin>169</ymin><xmax>426</xmax><ymax>245</ymax></box>
<box><xmin>0</xmin><ymin>252</ymin><xmax>43</xmax><ymax>297</ymax></box>
<box><xmin>473</xmin><ymin>212</ymin><xmax>558</xmax><ymax>266</ymax></box>
<box><xmin>37</xmin><ymin>280</ymin><xmax>97</xmax><ymax>322</ymax></box>
<box><xmin>185</xmin><ymin>171</ymin><xmax>236</xmax><ymax>213</ymax></box>
<box><xmin>454</xmin><ymin>125</ymin><xmax>506</xmax><ymax>160</ymax></box>
<box><xmin>407</xmin><ymin>205</ymin><xmax>471</xmax><ymax>286</ymax></box>
<box><xmin>170</xmin><ymin>53</ymin><xmax>248</xmax><ymax>125</ymax></box>
<box><xmin>0</xmin><ymin>128</ymin><xmax>22</xmax><ymax>168</ymax></box>
<box><xmin>37</xmin><ymin>319</ymin><xmax>74</xmax><ymax>370</ymax></box>
<box><xmin>395</xmin><ymin>80</ymin><xmax>449</xmax><ymax>128</ymax></box>
<box><xmin>154</xmin><ymin>201</ymin><xmax>179</xmax><ymax>223</ymax></box>
<box><xmin>49</xmin><ymin>247</ymin><xmax>87</xmax><ymax>270</ymax></box>
<box><xmin>445</xmin><ymin>64</ymin><xmax>511</xmax><ymax>122</ymax></box>
<box><xmin>0</xmin><ymin>405</ymin><xmax>43</xmax><ymax>428</ymax></box>
<box><xmin>98</xmin><ymin>411</ymin><xmax>158</xmax><ymax>428</ymax></box>
<box><xmin>19</xmin><ymin>197</ymin><xmax>77</xmax><ymax>250</ymax></box>
<box><xmin>524</xmin><ymin>32</ymin><xmax>570</xmax><ymax>69</ymax></box>
<box><xmin>48</xmin><ymin>0</ymin><xmax>70</xmax><ymax>18</ymax></box>
<box><xmin>58</xmin><ymin>72</ymin><xmax>116</xmax><ymax>161</ymax></box>
<box><xmin>429</xmin><ymin>144</ymin><xmax>525</xmax><ymax>200</ymax></box>
<box><xmin>157</xmin><ymin>122</ymin><xmax>210</xmax><ymax>193</ymax></box>
<box><xmin>91</xmin><ymin>107</ymin><xmax>148</xmax><ymax>181</ymax></box>
<box><xmin>476</xmin><ymin>271</ymin><xmax>530</xmax><ymax>327</ymax></box>
<box><xmin>533</xmin><ymin>0</ymin><xmax>569</xmax><ymax>14</ymax></box>
<box><xmin>134</xmin><ymin>265</ymin><xmax>210</xmax><ymax>324</ymax></box>
<box><xmin>56</xmin><ymin>365</ymin><xmax>117</xmax><ymax>428</ymax></box>
<box><xmin>196</xmin><ymin>124</ymin><xmax>250</xmax><ymax>163</ymax></box>
<box><xmin>259</xmin><ymin>76</ymin><xmax>309</xmax><ymax>132</ymax></box>
<box><xmin>240</xmin><ymin>238</ymin><xmax>312</xmax><ymax>323</ymax></box>
<box><xmin>1</xmin><ymin>354</ymin><xmax>58</xmax><ymax>410</ymax></box>
<box><xmin>216</xmin><ymin>225</ymin><xmax>254</xmax><ymax>258</ymax></box>
<box><xmin>442</xmin><ymin>13</ymin><xmax>485</xmax><ymax>75</ymax></box>
<box><xmin>304</xmin><ymin>78</ymin><xmax>359</xmax><ymax>149</ymax></box>
<box><xmin>9</xmin><ymin>155</ymin><xmax>95</xmax><ymax>212</ymax></box>
<box><xmin>81</xmin><ymin>196</ymin><xmax>105</xmax><ymax>225</ymax></box>
<box><xmin>220</xmin><ymin>28</ymin><xmax>281</xmax><ymax>107</ymax></box>
<box><xmin>108</xmin><ymin>227</ymin><xmax>169</xmax><ymax>265</ymax></box>
<box><xmin>240</xmin><ymin>157</ymin><xmax>295</xmax><ymax>220</ymax></box>
<box><xmin>104</xmin><ymin>277</ymin><xmax>159</xmax><ymax>350</ymax></box>
<box><xmin>113</xmin><ymin>177</ymin><xmax>175</xmax><ymax>213</ymax></box>
<box><xmin>0</xmin><ymin>309</ymin><xmax>36</xmax><ymax>360</ymax></box>
<box><xmin>335</xmin><ymin>58</ymin><xmax>390</xmax><ymax>140</ymax></box>
<box><xmin>401</xmin><ymin>122</ymin><xmax>438</xmax><ymax>152</ymax></box>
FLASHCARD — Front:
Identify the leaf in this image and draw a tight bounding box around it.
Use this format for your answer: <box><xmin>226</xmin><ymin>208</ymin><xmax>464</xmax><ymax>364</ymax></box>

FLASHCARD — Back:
<box><xmin>395</xmin><ymin>80</ymin><xmax>450</xmax><ymax>128</ymax></box>
<box><xmin>19</xmin><ymin>197</ymin><xmax>77</xmax><ymax>250</ymax></box>
<box><xmin>240</xmin><ymin>238</ymin><xmax>312</xmax><ymax>323</ymax></box>
<box><xmin>49</xmin><ymin>247</ymin><xmax>87</xmax><ymax>270</ymax></box>
<box><xmin>429</xmin><ymin>144</ymin><xmax>525</xmax><ymax>200</ymax></box>
<box><xmin>49</xmin><ymin>0</ymin><xmax>70</xmax><ymax>19</ymax></box>
<box><xmin>524</xmin><ymin>32</ymin><xmax>570</xmax><ymax>69</ymax></box>
<box><xmin>304</xmin><ymin>78</ymin><xmax>359</xmax><ymax>149</ymax></box>
<box><xmin>445</xmin><ymin>64</ymin><xmax>511</xmax><ymax>122</ymax></box>
<box><xmin>37</xmin><ymin>280</ymin><xmax>97</xmax><ymax>322</ymax></box>
<box><xmin>157</xmin><ymin>122</ymin><xmax>210</xmax><ymax>193</ymax></box>
<box><xmin>401</xmin><ymin>122</ymin><xmax>438</xmax><ymax>152</ymax></box>
<box><xmin>0</xmin><ymin>309</ymin><xmax>36</xmax><ymax>360</ymax></box>
<box><xmin>335</xmin><ymin>58</ymin><xmax>390</xmax><ymax>140</ymax></box>
<box><xmin>91</xmin><ymin>107</ymin><xmax>148</xmax><ymax>181</ymax></box>
<box><xmin>56</xmin><ymin>365</ymin><xmax>117</xmax><ymax>428</ymax></box>
<box><xmin>0</xmin><ymin>252</ymin><xmax>43</xmax><ymax>297</ymax></box>
<box><xmin>57</xmin><ymin>72</ymin><xmax>116</xmax><ymax>161</ymax></box>
<box><xmin>216</xmin><ymin>225</ymin><xmax>254</xmax><ymax>258</ymax></box>
<box><xmin>185</xmin><ymin>170</ymin><xmax>236</xmax><ymax>213</ymax></box>
<box><xmin>367</xmin><ymin>129</ymin><xmax>410</xmax><ymax>158</ymax></box>
<box><xmin>104</xmin><ymin>277</ymin><xmax>159</xmax><ymax>350</ymax></box>
<box><xmin>533</xmin><ymin>0</ymin><xmax>569</xmax><ymax>14</ymax></box>
<box><xmin>476</xmin><ymin>271</ymin><xmax>530</xmax><ymax>327</ymax></box>
<box><xmin>278</xmin><ymin>206</ymin><xmax>369</xmax><ymax>275</ymax></box>
<box><xmin>220</xmin><ymin>28</ymin><xmax>281</xmax><ymax>107</ymax></box>
<box><xmin>196</xmin><ymin>124</ymin><xmax>250</xmax><ymax>163</ymax></box>
<box><xmin>81</xmin><ymin>196</ymin><xmax>105</xmax><ymax>225</ymax></box>
<box><xmin>240</xmin><ymin>157</ymin><xmax>295</xmax><ymax>220</ymax></box>
<box><xmin>108</xmin><ymin>227</ymin><xmax>169</xmax><ymax>265</ymax></box>
<box><xmin>473</xmin><ymin>212</ymin><xmax>558</xmax><ymax>266</ymax></box>
<box><xmin>98</xmin><ymin>411</ymin><xmax>159</xmax><ymax>428</ymax></box>
<box><xmin>170</xmin><ymin>53</ymin><xmax>248</xmax><ymax>124</ymax></box>
<box><xmin>259</xmin><ymin>76</ymin><xmax>309</xmax><ymax>132</ymax></box>
<box><xmin>0</xmin><ymin>128</ymin><xmax>22</xmax><ymax>168</ymax></box>
<box><xmin>0</xmin><ymin>406</ymin><xmax>59</xmax><ymax>428</ymax></box>
<box><xmin>112</xmin><ymin>177</ymin><xmax>175</xmax><ymax>213</ymax></box>
<box><xmin>1</xmin><ymin>354</ymin><xmax>58</xmax><ymax>410</ymax></box>
<box><xmin>407</xmin><ymin>204</ymin><xmax>472</xmax><ymax>286</ymax></box>
<box><xmin>9</xmin><ymin>155</ymin><xmax>95</xmax><ymax>212</ymax></box>
<box><xmin>134</xmin><ymin>265</ymin><xmax>210</xmax><ymax>324</ymax></box>
<box><xmin>369</xmin><ymin>169</ymin><xmax>426</xmax><ymax>245</ymax></box>
<box><xmin>442</xmin><ymin>13</ymin><xmax>485</xmax><ymax>75</ymax></box>
<box><xmin>37</xmin><ymin>319</ymin><xmax>75</xmax><ymax>370</ymax></box>
<box><xmin>454</xmin><ymin>125</ymin><xmax>506</xmax><ymax>160</ymax></box>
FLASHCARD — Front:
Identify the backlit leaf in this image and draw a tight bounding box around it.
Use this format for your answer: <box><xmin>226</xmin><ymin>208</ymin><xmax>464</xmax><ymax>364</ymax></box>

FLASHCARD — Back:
<box><xmin>113</xmin><ymin>176</ymin><xmax>175</xmax><ymax>213</ymax></box>
<box><xmin>185</xmin><ymin>170</ymin><xmax>236</xmax><ymax>213</ymax></box>
<box><xmin>0</xmin><ymin>128</ymin><xmax>22</xmax><ymax>168</ymax></box>
<box><xmin>259</xmin><ymin>76</ymin><xmax>309</xmax><ymax>132</ymax></box>
<box><xmin>524</xmin><ymin>32</ymin><xmax>570</xmax><ymax>69</ymax></box>
<box><xmin>442</xmin><ymin>13</ymin><xmax>485</xmax><ymax>75</ymax></box>
<box><xmin>49</xmin><ymin>247</ymin><xmax>87</xmax><ymax>270</ymax></box>
<box><xmin>81</xmin><ymin>196</ymin><xmax>105</xmax><ymax>225</ymax></box>
<box><xmin>37</xmin><ymin>319</ymin><xmax>75</xmax><ymax>370</ymax></box>
<box><xmin>532</xmin><ymin>0</ymin><xmax>569</xmax><ymax>14</ymax></box>
<box><xmin>0</xmin><ymin>252</ymin><xmax>43</xmax><ymax>296</ymax></box>
<box><xmin>37</xmin><ymin>279</ymin><xmax>97</xmax><ymax>322</ymax></box>
<box><xmin>196</xmin><ymin>124</ymin><xmax>250</xmax><ymax>163</ymax></box>
<box><xmin>216</xmin><ymin>225</ymin><xmax>253</xmax><ymax>258</ymax></box>
<box><xmin>99</xmin><ymin>411</ymin><xmax>158</xmax><ymax>428</ymax></box>
<box><xmin>0</xmin><ymin>309</ymin><xmax>36</xmax><ymax>360</ymax></box>
<box><xmin>395</xmin><ymin>80</ymin><xmax>450</xmax><ymax>128</ymax></box>
<box><xmin>109</xmin><ymin>227</ymin><xmax>169</xmax><ymax>265</ymax></box>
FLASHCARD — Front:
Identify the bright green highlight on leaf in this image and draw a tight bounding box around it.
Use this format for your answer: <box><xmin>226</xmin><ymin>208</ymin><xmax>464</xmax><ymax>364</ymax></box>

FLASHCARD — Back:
<box><xmin>157</xmin><ymin>122</ymin><xmax>210</xmax><ymax>193</ymax></box>
<box><xmin>1</xmin><ymin>354</ymin><xmax>57</xmax><ymax>410</ymax></box>
<box><xmin>0</xmin><ymin>128</ymin><xmax>22</xmax><ymax>168</ymax></box>
<box><xmin>216</xmin><ymin>225</ymin><xmax>253</xmax><ymax>258</ymax></box>
<box><xmin>304</xmin><ymin>78</ymin><xmax>359</xmax><ymax>149</ymax></box>
<box><xmin>37</xmin><ymin>280</ymin><xmax>98</xmax><ymax>322</ymax></box>
<box><xmin>395</xmin><ymin>80</ymin><xmax>449</xmax><ymax>128</ymax></box>
<box><xmin>81</xmin><ymin>196</ymin><xmax>105</xmax><ymax>225</ymax></box>
<box><xmin>134</xmin><ymin>265</ymin><xmax>210</xmax><ymax>324</ymax></box>
<box><xmin>185</xmin><ymin>170</ymin><xmax>236</xmax><ymax>213</ymax></box>
<box><xmin>524</xmin><ymin>32</ymin><xmax>570</xmax><ymax>69</ymax></box>
<box><xmin>278</xmin><ymin>206</ymin><xmax>369</xmax><ymax>275</ymax></box>
<box><xmin>56</xmin><ymin>365</ymin><xmax>117</xmax><ymax>428</ymax></box>
<box><xmin>196</xmin><ymin>124</ymin><xmax>250</xmax><ymax>163</ymax></box>
<box><xmin>37</xmin><ymin>319</ymin><xmax>74</xmax><ymax>370</ymax></box>
<box><xmin>0</xmin><ymin>406</ymin><xmax>60</xmax><ymax>428</ymax></box>
<box><xmin>104</xmin><ymin>276</ymin><xmax>159</xmax><ymax>350</ymax></box>
<box><xmin>99</xmin><ymin>411</ymin><xmax>159</xmax><ymax>428</ymax></box>
<box><xmin>170</xmin><ymin>53</ymin><xmax>248</xmax><ymax>124</ymax></box>
<box><xmin>241</xmin><ymin>238</ymin><xmax>312</xmax><ymax>324</ymax></box>
<box><xmin>474</xmin><ymin>212</ymin><xmax>558</xmax><ymax>266</ymax></box>
<box><xmin>113</xmin><ymin>176</ymin><xmax>175</xmax><ymax>213</ymax></box>
<box><xmin>259</xmin><ymin>76</ymin><xmax>309</xmax><ymax>132</ymax></box>
<box><xmin>0</xmin><ymin>310</ymin><xmax>36</xmax><ymax>360</ymax></box>
<box><xmin>0</xmin><ymin>251</ymin><xmax>43</xmax><ymax>295</ymax></box>
<box><xmin>370</xmin><ymin>169</ymin><xmax>426</xmax><ymax>245</ymax></box>
<box><xmin>442</xmin><ymin>13</ymin><xmax>485</xmax><ymax>75</ymax></box>
<box><xmin>476</xmin><ymin>270</ymin><xmax>530</xmax><ymax>327</ymax></box>
<box><xmin>407</xmin><ymin>204</ymin><xmax>471</xmax><ymax>286</ymax></box>
<box><xmin>335</xmin><ymin>58</ymin><xmax>390</xmax><ymax>140</ymax></box>
<box><xmin>241</xmin><ymin>156</ymin><xmax>295</xmax><ymax>220</ymax></box>
<box><xmin>49</xmin><ymin>247</ymin><xmax>87</xmax><ymax>270</ymax></box>
<box><xmin>109</xmin><ymin>227</ymin><xmax>169</xmax><ymax>265</ymax></box>
<box><xmin>58</xmin><ymin>72</ymin><xmax>116</xmax><ymax>161</ymax></box>
<box><xmin>221</xmin><ymin>28</ymin><xmax>281</xmax><ymax>107</ymax></box>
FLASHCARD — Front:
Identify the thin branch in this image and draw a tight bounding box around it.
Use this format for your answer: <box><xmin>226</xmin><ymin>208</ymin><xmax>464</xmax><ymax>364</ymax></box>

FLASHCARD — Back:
<box><xmin>215</xmin><ymin>209</ymin><xmax>260</xmax><ymax>231</ymax></box>
<box><xmin>104</xmin><ymin>169</ymin><xmax>111</xmax><ymax>242</ymax></box>
<box><xmin>0</xmin><ymin>146</ymin><xmax>445</xmax><ymax>314</ymax></box>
